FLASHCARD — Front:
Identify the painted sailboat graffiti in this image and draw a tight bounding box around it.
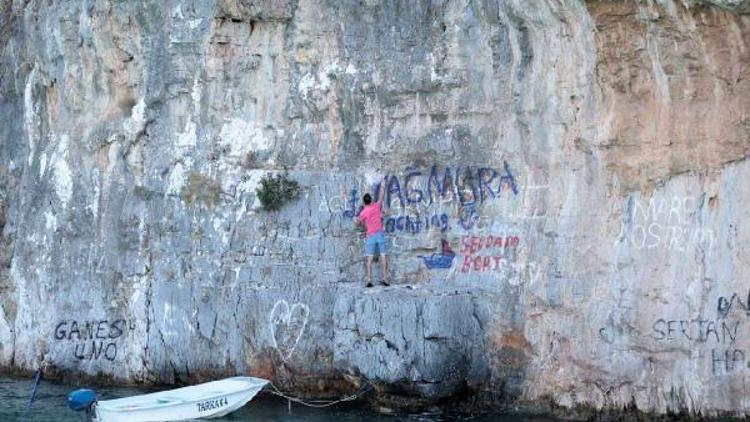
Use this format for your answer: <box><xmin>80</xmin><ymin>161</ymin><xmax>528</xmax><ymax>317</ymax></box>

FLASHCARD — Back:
<box><xmin>418</xmin><ymin>239</ymin><xmax>455</xmax><ymax>269</ymax></box>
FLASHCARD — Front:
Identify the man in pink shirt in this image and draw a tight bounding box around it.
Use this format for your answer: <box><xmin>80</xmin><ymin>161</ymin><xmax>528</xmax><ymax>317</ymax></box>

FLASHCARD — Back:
<box><xmin>354</xmin><ymin>185</ymin><xmax>390</xmax><ymax>287</ymax></box>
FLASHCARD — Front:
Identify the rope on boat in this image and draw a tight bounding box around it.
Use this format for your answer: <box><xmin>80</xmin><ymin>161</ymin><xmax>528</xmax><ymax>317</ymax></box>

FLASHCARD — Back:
<box><xmin>266</xmin><ymin>380</ymin><xmax>374</xmax><ymax>408</ymax></box>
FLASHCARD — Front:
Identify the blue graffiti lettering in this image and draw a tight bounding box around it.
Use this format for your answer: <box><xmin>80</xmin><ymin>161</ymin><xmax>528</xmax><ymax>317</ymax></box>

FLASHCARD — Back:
<box><xmin>342</xmin><ymin>189</ymin><xmax>358</xmax><ymax>218</ymax></box>
<box><xmin>385</xmin><ymin>218</ymin><xmax>395</xmax><ymax>233</ymax></box>
<box><xmin>478</xmin><ymin>167</ymin><xmax>497</xmax><ymax>202</ymax></box>
<box><xmin>404</xmin><ymin>168</ymin><xmax>423</xmax><ymax>204</ymax></box>
<box><xmin>459</xmin><ymin>206</ymin><xmax>479</xmax><ymax>230</ymax></box>
<box><xmin>385</xmin><ymin>213</ymin><xmax>449</xmax><ymax>234</ymax></box>
<box><xmin>499</xmin><ymin>161</ymin><xmax>518</xmax><ymax>195</ymax></box>
<box><xmin>456</xmin><ymin>166</ymin><xmax>479</xmax><ymax>207</ymax></box>
<box><xmin>427</xmin><ymin>165</ymin><xmax>455</xmax><ymax>205</ymax></box>
<box><xmin>341</xmin><ymin>162</ymin><xmax>518</xmax><ymax>232</ymax></box>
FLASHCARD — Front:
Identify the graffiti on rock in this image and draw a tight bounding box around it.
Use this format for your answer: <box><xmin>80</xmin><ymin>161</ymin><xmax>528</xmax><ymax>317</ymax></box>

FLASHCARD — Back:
<box><xmin>711</xmin><ymin>349</ymin><xmax>750</xmax><ymax>375</ymax></box>
<box><xmin>651</xmin><ymin>318</ymin><xmax>739</xmax><ymax>344</ymax></box>
<box><xmin>342</xmin><ymin>189</ymin><xmax>362</xmax><ymax>220</ymax></box>
<box><xmin>717</xmin><ymin>291</ymin><xmax>750</xmax><ymax>318</ymax></box>
<box><xmin>457</xmin><ymin>205</ymin><xmax>479</xmax><ymax>230</ymax></box>
<box><xmin>53</xmin><ymin>319</ymin><xmax>135</xmax><ymax>362</ymax></box>
<box><xmin>379</xmin><ymin>162</ymin><xmax>518</xmax><ymax>209</ymax></box>
<box><xmin>504</xmin><ymin>261</ymin><xmax>545</xmax><ymax>287</ymax></box>
<box><xmin>270</xmin><ymin>300</ymin><xmax>310</xmax><ymax>362</ymax></box>
<box><xmin>650</xmin><ymin>317</ymin><xmax>747</xmax><ymax>375</ymax></box>
<box><xmin>385</xmin><ymin>213</ymin><xmax>450</xmax><ymax>235</ymax></box>
<box><xmin>647</xmin><ymin>290</ymin><xmax>750</xmax><ymax>375</ymax></box>
<box><xmin>617</xmin><ymin>195</ymin><xmax>714</xmax><ymax>251</ymax></box>
<box><xmin>342</xmin><ymin>162</ymin><xmax>519</xmax><ymax>235</ymax></box>
<box><xmin>459</xmin><ymin>234</ymin><xmax>520</xmax><ymax>273</ymax></box>
<box><xmin>418</xmin><ymin>239</ymin><xmax>456</xmax><ymax>269</ymax></box>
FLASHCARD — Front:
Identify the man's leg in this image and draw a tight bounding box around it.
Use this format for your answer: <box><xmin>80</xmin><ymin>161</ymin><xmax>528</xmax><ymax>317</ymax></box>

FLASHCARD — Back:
<box><xmin>365</xmin><ymin>235</ymin><xmax>374</xmax><ymax>287</ymax></box>
<box><xmin>379</xmin><ymin>232</ymin><xmax>389</xmax><ymax>285</ymax></box>
<box><xmin>366</xmin><ymin>256</ymin><xmax>374</xmax><ymax>287</ymax></box>
<box><xmin>380</xmin><ymin>255</ymin><xmax>389</xmax><ymax>285</ymax></box>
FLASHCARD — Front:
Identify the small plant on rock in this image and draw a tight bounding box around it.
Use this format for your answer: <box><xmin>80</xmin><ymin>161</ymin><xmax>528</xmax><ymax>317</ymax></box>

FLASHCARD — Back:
<box><xmin>182</xmin><ymin>172</ymin><xmax>222</xmax><ymax>207</ymax></box>
<box><xmin>256</xmin><ymin>172</ymin><xmax>300</xmax><ymax>212</ymax></box>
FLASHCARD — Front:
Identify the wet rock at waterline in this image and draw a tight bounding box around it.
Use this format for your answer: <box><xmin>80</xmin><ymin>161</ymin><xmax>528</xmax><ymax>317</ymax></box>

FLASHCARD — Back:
<box><xmin>1</xmin><ymin>0</ymin><xmax>750</xmax><ymax>417</ymax></box>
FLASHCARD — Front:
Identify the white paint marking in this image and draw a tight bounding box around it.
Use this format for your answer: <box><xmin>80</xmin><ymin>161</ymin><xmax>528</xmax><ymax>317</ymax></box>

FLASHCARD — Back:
<box><xmin>269</xmin><ymin>300</ymin><xmax>310</xmax><ymax>362</ymax></box>
<box><xmin>52</xmin><ymin>134</ymin><xmax>73</xmax><ymax>208</ymax></box>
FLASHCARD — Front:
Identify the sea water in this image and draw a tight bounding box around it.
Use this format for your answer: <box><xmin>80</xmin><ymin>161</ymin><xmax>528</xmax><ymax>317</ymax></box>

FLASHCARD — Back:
<box><xmin>0</xmin><ymin>376</ymin><xmax>554</xmax><ymax>421</ymax></box>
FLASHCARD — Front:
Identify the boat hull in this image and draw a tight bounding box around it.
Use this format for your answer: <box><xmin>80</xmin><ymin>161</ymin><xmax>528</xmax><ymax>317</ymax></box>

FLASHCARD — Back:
<box><xmin>94</xmin><ymin>376</ymin><xmax>268</xmax><ymax>422</ymax></box>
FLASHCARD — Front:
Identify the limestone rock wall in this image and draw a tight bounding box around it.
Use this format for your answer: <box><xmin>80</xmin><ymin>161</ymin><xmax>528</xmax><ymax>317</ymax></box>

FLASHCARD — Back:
<box><xmin>1</xmin><ymin>0</ymin><xmax>750</xmax><ymax>416</ymax></box>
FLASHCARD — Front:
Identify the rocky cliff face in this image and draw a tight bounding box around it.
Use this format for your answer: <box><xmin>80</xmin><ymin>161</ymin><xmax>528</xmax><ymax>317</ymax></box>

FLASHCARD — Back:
<box><xmin>1</xmin><ymin>0</ymin><xmax>750</xmax><ymax>416</ymax></box>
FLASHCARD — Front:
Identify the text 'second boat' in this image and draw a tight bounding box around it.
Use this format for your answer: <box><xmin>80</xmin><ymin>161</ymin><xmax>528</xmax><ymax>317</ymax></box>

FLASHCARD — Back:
<box><xmin>68</xmin><ymin>376</ymin><xmax>269</xmax><ymax>422</ymax></box>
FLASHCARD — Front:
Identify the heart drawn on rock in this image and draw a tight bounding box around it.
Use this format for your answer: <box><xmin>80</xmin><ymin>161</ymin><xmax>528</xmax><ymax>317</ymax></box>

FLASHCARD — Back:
<box><xmin>269</xmin><ymin>300</ymin><xmax>310</xmax><ymax>361</ymax></box>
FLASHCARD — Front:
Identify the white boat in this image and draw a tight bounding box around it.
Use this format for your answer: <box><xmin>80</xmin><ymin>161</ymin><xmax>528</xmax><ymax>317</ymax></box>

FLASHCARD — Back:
<box><xmin>68</xmin><ymin>376</ymin><xmax>269</xmax><ymax>422</ymax></box>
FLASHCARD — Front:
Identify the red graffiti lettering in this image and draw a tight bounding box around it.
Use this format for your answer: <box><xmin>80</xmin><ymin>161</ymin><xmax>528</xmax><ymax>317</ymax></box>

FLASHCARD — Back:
<box><xmin>461</xmin><ymin>255</ymin><xmax>472</xmax><ymax>272</ymax></box>
<box><xmin>458</xmin><ymin>234</ymin><xmax>520</xmax><ymax>273</ymax></box>
<box><xmin>460</xmin><ymin>236</ymin><xmax>470</xmax><ymax>254</ymax></box>
<box><xmin>470</xmin><ymin>237</ymin><xmax>480</xmax><ymax>254</ymax></box>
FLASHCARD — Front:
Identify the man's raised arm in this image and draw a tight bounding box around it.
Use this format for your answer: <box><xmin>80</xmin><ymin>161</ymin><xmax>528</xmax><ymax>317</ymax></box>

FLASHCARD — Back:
<box><xmin>378</xmin><ymin>177</ymin><xmax>386</xmax><ymax>205</ymax></box>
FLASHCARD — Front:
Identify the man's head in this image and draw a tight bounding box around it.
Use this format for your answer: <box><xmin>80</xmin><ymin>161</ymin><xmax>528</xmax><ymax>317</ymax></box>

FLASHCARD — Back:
<box><xmin>363</xmin><ymin>193</ymin><xmax>372</xmax><ymax>205</ymax></box>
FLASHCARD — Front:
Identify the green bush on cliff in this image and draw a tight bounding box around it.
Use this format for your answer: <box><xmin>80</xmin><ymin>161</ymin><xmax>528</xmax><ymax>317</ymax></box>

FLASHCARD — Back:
<box><xmin>256</xmin><ymin>172</ymin><xmax>300</xmax><ymax>212</ymax></box>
